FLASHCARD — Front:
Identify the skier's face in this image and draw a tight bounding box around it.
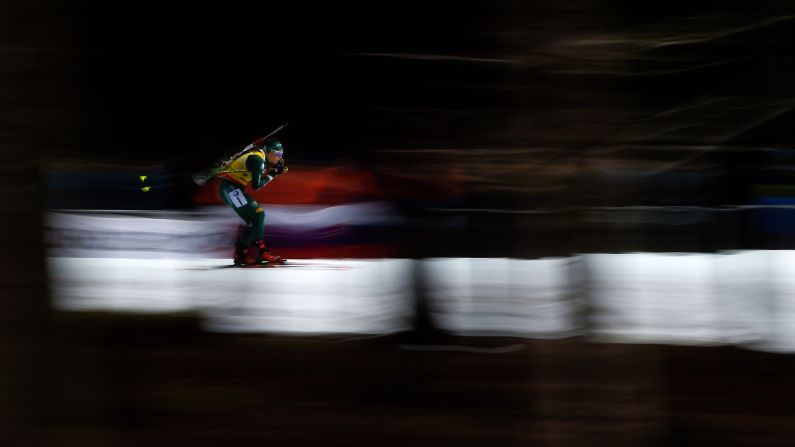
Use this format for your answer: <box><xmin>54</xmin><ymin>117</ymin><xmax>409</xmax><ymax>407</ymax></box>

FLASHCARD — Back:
<box><xmin>266</xmin><ymin>150</ymin><xmax>283</xmax><ymax>164</ymax></box>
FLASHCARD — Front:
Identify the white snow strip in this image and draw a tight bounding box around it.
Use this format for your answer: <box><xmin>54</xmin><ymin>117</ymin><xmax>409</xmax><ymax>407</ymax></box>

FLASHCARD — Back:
<box><xmin>46</xmin><ymin>252</ymin><xmax>795</xmax><ymax>352</ymax></box>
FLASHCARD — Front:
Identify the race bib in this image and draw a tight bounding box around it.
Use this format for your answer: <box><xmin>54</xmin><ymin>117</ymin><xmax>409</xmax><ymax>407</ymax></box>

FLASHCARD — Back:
<box><xmin>227</xmin><ymin>189</ymin><xmax>248</xmax><ymax>208</ymax></box>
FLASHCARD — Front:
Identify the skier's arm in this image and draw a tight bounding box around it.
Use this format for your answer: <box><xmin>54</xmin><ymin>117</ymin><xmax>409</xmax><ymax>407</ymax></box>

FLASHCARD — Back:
<box><xmin>246</xmin><ymin>154</ymin><xmax>274</xmax><ymax>190</ymax></box>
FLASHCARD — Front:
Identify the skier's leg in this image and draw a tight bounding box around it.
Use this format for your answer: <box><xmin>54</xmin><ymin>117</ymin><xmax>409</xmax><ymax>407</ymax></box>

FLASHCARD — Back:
<box><xmin>247</xmin><ymin>209</ymin><xmax>283</xmax><ymax>263</ymax></box>
<box><xmin>219</xmin><ymin>180</ymin><xmax>264</xmax><ymax>264</ymax></box>
<box><xmin>235</xmin><ymin>208</ymin><xmax>264</xmax><ymax>247</ymax></box>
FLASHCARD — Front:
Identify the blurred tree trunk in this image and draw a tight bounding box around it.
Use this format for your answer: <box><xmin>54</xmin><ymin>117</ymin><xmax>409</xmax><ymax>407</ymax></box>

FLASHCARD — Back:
<box><xmin>0</xmin><ymin>1</ymin><xmax>85</xmax><ymax>443</ymax></box>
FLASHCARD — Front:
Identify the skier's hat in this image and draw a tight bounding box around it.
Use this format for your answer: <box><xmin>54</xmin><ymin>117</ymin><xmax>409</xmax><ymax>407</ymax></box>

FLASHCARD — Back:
<box><xmin>264</xmin><ymin>138</ymin><xmax>284</xmax><ymax>154</ymax></box>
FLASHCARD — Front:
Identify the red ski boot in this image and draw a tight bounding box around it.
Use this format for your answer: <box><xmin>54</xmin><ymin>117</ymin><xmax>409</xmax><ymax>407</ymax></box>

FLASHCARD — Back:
<box><xmin>233</xmin><ymin>245</ymin><xmax>259</xmax><ymax>266</ymax></box>
<box><xmin>253</xmin><ymin>240</ymin><xmax>284</xmax><ymax>264</ymax></box>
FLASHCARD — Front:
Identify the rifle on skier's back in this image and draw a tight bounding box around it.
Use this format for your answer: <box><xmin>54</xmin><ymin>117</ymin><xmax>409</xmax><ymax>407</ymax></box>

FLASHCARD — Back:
<box><xmin>192</xmin><ymin>123</ymin><xmax>288</xmax><ymax>186</ymax></box>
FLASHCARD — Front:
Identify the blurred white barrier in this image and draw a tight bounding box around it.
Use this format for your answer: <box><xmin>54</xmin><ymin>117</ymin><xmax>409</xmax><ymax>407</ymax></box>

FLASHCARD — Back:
<box><xmin>45</xmin><ymin>204</ymin><xmax>402</xmax><ymax>258</ymax></box>
<box><xmin>47</xmin><ymin>252</ymin><xmax>795</xmax><ymax>352</ymax></box>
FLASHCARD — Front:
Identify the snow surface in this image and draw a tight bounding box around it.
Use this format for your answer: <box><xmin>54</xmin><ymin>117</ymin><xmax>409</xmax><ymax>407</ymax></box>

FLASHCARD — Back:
<box><xmin>47</xmin><ymin>252</ymin><xmax>795</xmax><ymax>352</ymax></box>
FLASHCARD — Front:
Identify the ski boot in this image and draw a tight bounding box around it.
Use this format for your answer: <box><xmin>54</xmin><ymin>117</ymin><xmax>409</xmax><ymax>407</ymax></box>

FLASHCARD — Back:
<box><xmin>233</xmin><ymin>245</ymin><xmax>259</xmax><ymax>266</ymax></box>
<box><xmin>253</xmin><ymin>239</ymin><xmax>284</xmax><ymax>264</ymax></box>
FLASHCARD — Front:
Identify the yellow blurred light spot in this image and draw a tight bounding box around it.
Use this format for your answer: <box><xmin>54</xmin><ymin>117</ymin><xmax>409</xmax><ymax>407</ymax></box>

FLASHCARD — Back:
<box><xmin>139</xmin><ymin>175</ymin><xmax>148</xmax><ymax>182</ymax></box>
<box><xmin>141</xmin><ymin>186</ymin><xmax>151</xmax><ymax>192</ymax></box>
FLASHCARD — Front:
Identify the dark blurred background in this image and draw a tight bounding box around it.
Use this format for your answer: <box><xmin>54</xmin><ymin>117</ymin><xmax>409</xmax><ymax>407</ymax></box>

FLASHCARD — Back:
<box><xmin>4</xmin><ymin>0</ymin><xmax>795</xmax><ymax>445</ymax></box>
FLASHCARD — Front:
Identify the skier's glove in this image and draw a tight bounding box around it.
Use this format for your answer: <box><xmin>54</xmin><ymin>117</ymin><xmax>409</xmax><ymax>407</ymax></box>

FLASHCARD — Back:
<box><xmin>268</xmin><ymin>159</ymin><xmax>288</xmax><ymax>177</ymax></box>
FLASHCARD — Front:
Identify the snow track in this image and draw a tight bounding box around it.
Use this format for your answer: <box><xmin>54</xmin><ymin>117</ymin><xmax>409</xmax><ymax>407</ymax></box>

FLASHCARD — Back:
<box><xmin>47</xmin><ymin>252</ymin><xmax>795</xmax><ymax>352</ymax></box>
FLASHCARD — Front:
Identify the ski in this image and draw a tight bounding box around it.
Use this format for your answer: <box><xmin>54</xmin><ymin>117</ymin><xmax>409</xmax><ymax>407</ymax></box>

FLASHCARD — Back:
<box><xmin>186</xmin><ymin>261</ymin><xmax>351</xmax><ymax>271</ymax></box>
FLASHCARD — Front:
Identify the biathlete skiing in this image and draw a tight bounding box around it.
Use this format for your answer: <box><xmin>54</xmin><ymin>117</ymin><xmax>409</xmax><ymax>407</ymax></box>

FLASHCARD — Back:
<box><xmin>199</xmin><ymin>129</ymin><xmax>289</xmax><ymax>266</ymax></box>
